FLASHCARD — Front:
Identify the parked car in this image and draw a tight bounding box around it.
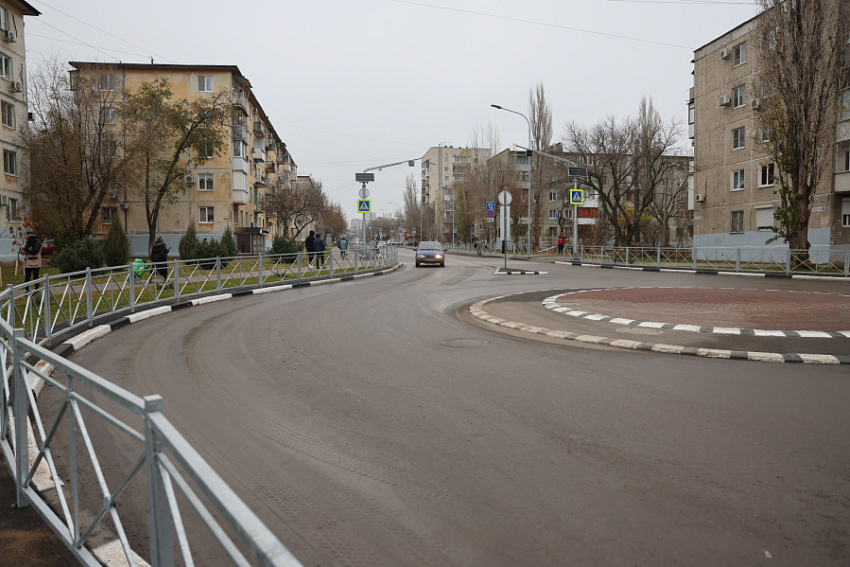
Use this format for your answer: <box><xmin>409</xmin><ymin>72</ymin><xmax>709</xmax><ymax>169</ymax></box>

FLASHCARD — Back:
<box><xmin>40</xmin><ymin>239</ymin><xmax>54</xmax><ymax>255</ymax></box>
<box><xmin>415</xmin><ymin>241</ymin><xmax>444</xmax><ymax>267</ymax></box>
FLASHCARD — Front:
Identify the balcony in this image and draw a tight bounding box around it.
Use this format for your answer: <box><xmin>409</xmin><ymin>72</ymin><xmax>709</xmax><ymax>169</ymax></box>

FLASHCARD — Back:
<box><xmin>254</xmin><ymin>176</ymin><xmax>267</xmax><ymax>187</ymax></box>
<box><xmin>253</xmin><ymin>121</ymin><xmax>265</xmax><ymax>137</ymax></box>
<box><xmin>231</xmin><ymin>125</ymin><xmax>248</xmax><ymax>141</ymax></box>
<box><xmin>266</xmin><ymin>161</ymin><xmax>276</xmax><ymax>173</ymax></box>
<box><xmin>232</xmin><ymin>189</ymin><xmax>249</xmax><ymax>205</ymax></box>
<box><xmin>835</xmin><ymin>170</ymin><xmax>850</xmax><ymax>193</ymax></box>
<box><xmin>232</xmin><ymin>90</ymin><xmax>247</xmax><ymax>109</ymax></box>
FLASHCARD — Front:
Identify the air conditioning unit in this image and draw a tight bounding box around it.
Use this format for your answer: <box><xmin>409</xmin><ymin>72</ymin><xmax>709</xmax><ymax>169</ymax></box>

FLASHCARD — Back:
<box><xmin>751</xmin><ymin>98</ymin><xmax>761</xmax><ymax>110</ymax></box>
<box><xmin>718</xmin><ymin>95</ymin><xmax>731</xmax><ymax>106</ymax></box>
<box><xmin>186</xmin><ymin>174</ymin><xmax>195</xmax><ymax>183</ymax></box>
<box><xmin>119</xmin><ymin>203</ymin><xmax>130</xmax><ymax>210</ymax></box>
<box><xmin>2</xmin><ymin>30</ymin><xmax>15</xmax><ymax>42</ymax></box>
<box><xmin>9</xmin><ymin>81</ymin><xmax>21</xmax><ymax>93</ymax></box>
<box><xmin>720</xmin><ymin>49</ymin><xmax>731</xmax><ymax>59</ymax></box>
<box><xmin>695</xmin><ymin>194</ymin><xmax>705</xmax><ymax>203</ymax></box>
<box><xmin>0</xmin><ymin>195</ymin><xmax>7</xmax><ymax>206</ymax></box>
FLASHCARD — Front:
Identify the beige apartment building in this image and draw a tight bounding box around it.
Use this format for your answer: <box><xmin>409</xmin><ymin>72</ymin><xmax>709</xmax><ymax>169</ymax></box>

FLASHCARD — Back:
<box><xmin>0</xmin><ymin>0</ymin><xmax>38</xmax><ymax>260</ymax></box>
<box><xmin>690</xmin><ymin>14</ymin><xmax>849</xmax><ymax>254</ymax></box>
<box><xmin>420</xmin><ymin>145</ymin><xmax>489</xmax><ymax>243</ymax></box>
<box><xmin>69</xmin><ymin>62</ymin><xmax>297</xmax><ymax>256</ymax></box>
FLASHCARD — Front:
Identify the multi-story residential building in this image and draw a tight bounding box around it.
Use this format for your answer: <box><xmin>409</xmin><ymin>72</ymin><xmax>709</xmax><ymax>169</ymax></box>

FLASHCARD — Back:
<box><xmin>420</xmin><ymin>145</ymin><xmax>489</xmax><ymax>243</ymax></box>
<box><xmin>0</xmin><ymin>0</ymin><xmax>39</xmax><ymax>260</ymax></box>
<box><xmin>690</xmin><ymin>15</ymin><xmax>849</xmax><ymax>254</ymax></box>
<box><xmin>68</xmin><ymin>62</ymin><xmax>296</xmax><ymax>256</ymax></box>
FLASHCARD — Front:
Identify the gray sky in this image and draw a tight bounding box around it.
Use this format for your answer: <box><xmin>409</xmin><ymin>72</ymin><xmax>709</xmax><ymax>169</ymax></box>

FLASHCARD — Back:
<box><xmin>25</xmin><ymin>0</ymin><xmax>759</xmax><ymax>224</ymax></box>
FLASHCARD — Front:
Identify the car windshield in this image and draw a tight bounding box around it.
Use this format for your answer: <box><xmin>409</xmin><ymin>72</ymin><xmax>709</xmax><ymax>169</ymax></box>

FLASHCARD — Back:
<box><xmin>418</xmin><ymin>241</ymin><xmax>442</xmax><ymax>251</ymax></box>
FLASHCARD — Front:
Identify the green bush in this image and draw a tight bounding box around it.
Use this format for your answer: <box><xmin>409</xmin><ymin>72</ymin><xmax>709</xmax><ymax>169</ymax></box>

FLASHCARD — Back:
<box><xmin>179</xmin><ymin>220</ymin><xmax>198</xmax><ymax>259</ymax></box>
<box><xmin>192</xmin><ymin>239</ymin><xmax>223</xmax><ymax>270</ymax></box>
<box><xmin>220</xmin><ymin>225</ymin><xmax>236</xmax><ymax>257</ymax></box>
<box><xmin>54</xmin><ymin>230</ymin><xmax>81</xmax><ymax>254</ymax></box>
<box><xmin>271</xmin><ymin>235</ymin><xmax>299</xmax><ymax>256</ymax></box>
<box><xmin>101</xmin><ymin>217</ymin><xmax>130</xmax><ymax>267</ymax></box>
<box><xmin>55</xmin><ymin>238</ymin><xmax>105</xmax><ymax>274</ymax></box>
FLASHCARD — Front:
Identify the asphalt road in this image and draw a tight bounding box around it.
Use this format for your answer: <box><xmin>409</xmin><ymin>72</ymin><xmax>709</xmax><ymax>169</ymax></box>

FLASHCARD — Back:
<box><xmin>51</xmin><ymin>249</ymin><xmax>850</xmax><ymax>567</ymax></box>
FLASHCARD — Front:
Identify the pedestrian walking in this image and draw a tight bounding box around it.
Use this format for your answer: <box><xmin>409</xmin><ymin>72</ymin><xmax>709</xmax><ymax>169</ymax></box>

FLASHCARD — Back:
<box><xmin>151</xmin><ymin>235</ymin><xmax>170</xmax><ymax>283</ymax></box>
<box><xmin>313</xmin><ymin>232</ymin><xmax>326</xmax><ymax>267</ymax></box>
<box><xmin>557</xmin><ymin>235</ymin><xmax>564</xmax><ymax>254</ymax></box>
<box><xmin>21</xmin><ymin>229</ymin><xmax>42</xmax><ymax>294</ymax></box>
<box><xmin>305</xmin><ymin>230</ymin><xmax>315</xmax><ymax>268</ymax></box>
<box><xmin>338</xmin><ymin>235</ymin><xmax>348</xmax><ymax>258</ymax></box>
<box><xmin>475</xmin><ymin>241</ymin><xmax>482</xmax><ymax>256</ymax></box>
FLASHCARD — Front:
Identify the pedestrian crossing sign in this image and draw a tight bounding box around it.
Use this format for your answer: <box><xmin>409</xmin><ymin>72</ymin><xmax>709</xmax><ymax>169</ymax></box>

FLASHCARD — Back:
<box><xmin>358</xmin><ymin>199</ymin><xmax>371</xmax><ymax>213</ymax></box>
<box><xmin>570</xmin><ymin>189</ymin><xmax>584</xmax><ymax>205</ymax></box>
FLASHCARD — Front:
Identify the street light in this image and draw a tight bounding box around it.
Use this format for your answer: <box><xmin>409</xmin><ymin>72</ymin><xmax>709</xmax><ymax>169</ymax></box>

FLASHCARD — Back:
<box><xmin>491</xmin><ymin>104</ymin><xmax>533</xmax><ymax>257</ymax></box>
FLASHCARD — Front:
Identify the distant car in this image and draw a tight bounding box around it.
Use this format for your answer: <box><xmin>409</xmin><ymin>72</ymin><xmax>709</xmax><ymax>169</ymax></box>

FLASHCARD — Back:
<box><xmin>40</xmin><ymin>239</ymin><xmax>54</xmax><ymax>254</ymax></box>
<box><xmin>415</xmin><ymin>241</ymin><xmax>444</xmax><ymax>267</ymax></box>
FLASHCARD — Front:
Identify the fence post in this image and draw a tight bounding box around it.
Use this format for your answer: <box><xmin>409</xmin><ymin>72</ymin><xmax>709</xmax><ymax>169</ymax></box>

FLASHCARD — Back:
<box><xmin>43</xmin><ymin>275</ymin><xmax>52</xmax><ymax>346</ymax></box>
<box><xmin>692</xmin><ymin>246</ymin><xmax>698</xmax><ymax>270</ymax></box>
<box><xmin>355</xmin><ymin>247</ymin><xmax>359</xmax><ymax>274</ymax></box>
<box><xmin>625</xmin><ymin>246</ymin><xmax>630</xmax><ymax>265</ymax></box>
<box><xmin>258</xmin><ymin>254</ymin><xmax>264</xmax><ymax>288</ymax></box>
<box><xmin>657</xmin><ymin>246</ymin><xmax>661</xmax><ymax>269</ymax></box>
<box><xmin>216</xmin><ymin>257</ymin><xmax>222</xmax><ymax>291</ymax></box>
<box><xmin>129</xmin><ymin>264</ymin><xmax>136</xmax><ymax>315</ymax></box>
<box><xmin>173</xmin><ymin>259</ymin><xmax>180</xmax><ymax>300</ymax></box>
<box><xmin>786</xmin><ymin>248</ymin><xmax>791</xmax><ymax>275</ymax></box>
<box><xmin>85</xmin><ymin>267</ymin><xmax>93</xmax><ymax>328</ymax></box>
<box><xmin>329</xmin><ymin>249</ymin><xmax>334</xmax><ymax>274</ymax></box>
<box><xmin>12</xmin><ymin>328</ymin><xmax>28</xmax><ymax>508</ymax></box>
<box><xmin>845</xmin><ymin>250</ymin><xmax>849</xmax><ymax>277</ymax></box>
<box><xmin>297</xmin><ymin>252</ymin><xmax>302</xmax><ymax>281</ymax></box>
<box><xmin>736</xmin><ymin>248</ymin><xmax>741</xmax><ymax>272</ymax></box>
<box><xmin>144</xmin><ymin>395</ymin><xmax>175</xmax><ymax>567</ymax></box>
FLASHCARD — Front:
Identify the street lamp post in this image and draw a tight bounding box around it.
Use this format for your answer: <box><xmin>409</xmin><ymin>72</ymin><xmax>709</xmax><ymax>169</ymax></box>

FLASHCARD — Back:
<box><xmin>491</xmin><ymin>104</ymin><xmax>533</xmax><ymax>257</ymax></box>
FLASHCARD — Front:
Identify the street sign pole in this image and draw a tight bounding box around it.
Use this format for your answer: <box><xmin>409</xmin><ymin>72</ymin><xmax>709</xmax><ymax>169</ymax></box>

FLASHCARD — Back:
<box><xmin>573</xmin><ymin>178</ymin><xmax>579</xmax><ymax>262</ymax></box>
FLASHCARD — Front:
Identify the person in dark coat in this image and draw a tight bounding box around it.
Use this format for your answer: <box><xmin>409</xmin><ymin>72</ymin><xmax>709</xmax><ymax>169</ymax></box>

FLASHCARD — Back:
<box><xmin>151</xmin><ymin>236</ymin><xmax>170</xmax><ymax>282</ymax></box>
<box><xmin>21</xmin><ymin>229</ymin><xmax>42</xmax><ymax>293</ymax></box>
<box><xmin>305</xmin><ymin>230</ymin><xmax>315</xmax><ymax>267</ymax></box>
<box><xmin>313</xmin><ymin>233</ymin><xmax>326</xmax><ymax>267</ymax></box>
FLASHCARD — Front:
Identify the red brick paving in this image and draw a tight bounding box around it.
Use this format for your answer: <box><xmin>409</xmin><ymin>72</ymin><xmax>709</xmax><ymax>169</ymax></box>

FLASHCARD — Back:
<box><xmin>557</xmin><ymin>288</ymin><xmax>850</xmax><ymax>331</ymax></box>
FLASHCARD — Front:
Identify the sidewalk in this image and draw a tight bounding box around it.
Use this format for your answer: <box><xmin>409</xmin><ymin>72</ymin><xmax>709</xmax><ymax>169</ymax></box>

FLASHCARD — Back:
<box><xmin>0</xmin><ymin>456</ymin><xmax>76</xmax><ymax>566</ymax></box>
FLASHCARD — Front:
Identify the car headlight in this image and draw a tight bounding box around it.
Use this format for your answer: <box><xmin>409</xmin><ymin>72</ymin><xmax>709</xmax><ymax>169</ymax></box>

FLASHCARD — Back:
<box><xmin>435</xmin><ymin>254</ymin><xmax>443</xmax><ymax>259</ymax></box>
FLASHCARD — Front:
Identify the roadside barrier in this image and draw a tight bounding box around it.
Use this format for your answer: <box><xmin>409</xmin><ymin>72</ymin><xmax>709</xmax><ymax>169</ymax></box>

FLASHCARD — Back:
<box><xmin>0</xmin><ymin>246</ymin><xmax>399</xmax><ymax>566</ymax></box>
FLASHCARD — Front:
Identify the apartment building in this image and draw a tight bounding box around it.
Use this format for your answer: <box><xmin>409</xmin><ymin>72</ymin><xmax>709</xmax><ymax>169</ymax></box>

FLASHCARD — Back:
<box><xmin>0</xmin><ymin>0</ymin><xmax>38</xmax><ymax>260</ymax></box>
<box><xmin>420</xmin><ymin>145</ymin><xmax>489</xmax><ymax>243</ymax></box>
<box><xmin>690</xmin><ymin>14</ymin><xmax>849</xmax><ymax>254</ymax></box>
<box><xmin>68</xmin><ymin>62</ymin><xmax>297</xmax><ymax>256</ymax></box>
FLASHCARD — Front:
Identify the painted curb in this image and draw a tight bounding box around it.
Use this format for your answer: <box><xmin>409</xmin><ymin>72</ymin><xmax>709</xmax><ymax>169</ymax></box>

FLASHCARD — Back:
<box><xmin>553</xmin><ymin>260</ymin><xmax>850</xmax><ymax>282</ymax></box>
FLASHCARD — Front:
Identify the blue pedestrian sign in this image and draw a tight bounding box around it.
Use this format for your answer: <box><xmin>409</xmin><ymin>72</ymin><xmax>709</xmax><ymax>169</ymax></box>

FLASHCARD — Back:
<box><xmin>486</xmin><ymin>201</ymin><xmax>495</xmax><ymax>211</ymax></box>
<box><xmin>358</xmin><ymin>199</ymin><xmax>371</xmax><ymax>213</ymax></box>
<box><xmin>570</xmin><ymin>189</ymin><xmax>584</xmax><ymax>205</ymax></box>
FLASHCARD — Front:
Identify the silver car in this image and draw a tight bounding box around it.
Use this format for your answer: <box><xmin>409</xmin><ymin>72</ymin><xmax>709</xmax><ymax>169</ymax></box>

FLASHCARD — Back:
<box><xmin>415</xmin><ymin>241</ymin><xmax>445</xmax><ymax>267</ymax></box>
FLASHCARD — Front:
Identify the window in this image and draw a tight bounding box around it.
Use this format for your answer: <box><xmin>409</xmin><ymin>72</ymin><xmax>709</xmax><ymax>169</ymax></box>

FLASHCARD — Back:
<box><xmin>0</xmin><ymin>53</ymin><xmax>11</xmax><ymax>80</ymax></box>
<box><xmin>0</xmin><ymin>7</ymin><xmax>8</xmax><ymax>31</ymax></box>
<box><xmin>101</xmin><ymin>207</ymin><xmax>115</xmax><ymax>225</ymax></box>
<box><xmin>199</xmin><ymin>206</ymin><xmax>214</xmax><ymax>224</ymax></box>
<box><xmin>759</xmin><ymin>126</ymin><xmax>771</xmax><ymax>143</ymax></box>
<box><xmin>5</xmin><ymin>197</ymin><xmax>16</xmax><ymax>220</ymax></box>
<box><xmin>549</xmin><ymin>192</ymin><xmax>558</xmax><ymax>202</ymax></box>
<box><xmin>453</xmin><ymin>156</ymin><xmax>470</xmax><ymax>163</ymax></box>
<box><xmin>198</xmin><ymin>75</ymin><xmax>213</xmax><ymax>93</ymax></box>
<box><xmin>840</xmin><ymin>91</ymin><xmax>850</xmax><ymax>122</ymax></box>
<box><xmin>759</xmin><ymin>163</ymin><xmax>775</xmax><ymax>187</ymax></box>
<box><xmin>731</xmin><ymin>210</ymin><xmax>744</xmax><ymax>233</ymax></box>
<box><xmin>200</xmin><ymin>142</ymin><xmax>214</xmax><ymax>159</ymax></box>
<box><xmin>731</xmin><ymin>169</ymin><xmax>745</xmax><ymax>191</ymax></box>
<box><xmin>3</xmin><ymin>149</ymin><xmax>15</xmax><ymax>175</ymax></box>
<box><xmin>99</xmin><ymin>74</ymin><xmax>116</xmax><ymax>92</ymax></box>
<box><xmin>101</xmin><ymin>139</ymin><xmax>117</xmax><ymax>159</ymax></box>
<box><xmin>732</xmin><ymin>85</ymin><xmax>746</xmax><ymax>108</ymax></box>
<box><xmin>733</xmin><ymin>42</ymin><xmax>746</xmax><ymax>66</ymax></box>
<box><xmin>1</xmin><ymin>101</ymin><xmax>13</xmax><ymax>128</ymax></box>
<box><xmin>732</xmin><ymin>126</ymin><xmax>745</xmax><ymax>150</ymax></box>
<box><xmin>199</xmin><ymin>173</ymin><xmax>214</xmax><ymax>191</ymax></box>
<box><xmin>104</xmin><ymin>107</ymin><xmax>117</xmax><ymax>125</ymax></box>
<box><xmin>548</xmin><ymin>209</ymin><xmax>558</xmax><ymax>220</ymax></box>
<box><xmin>756</xmin><ymin>207</ymin><xmax>774</xmax><ymax>231</ymax></box>
<box><xmin>843</xmin><ymin>199</ymin><xmax>850</xmax><ymax>227</ymax></box>
<box><xmin>844</xmin><ymin>147</ymin><xmax>850</xmax><ymax>172</ymax></box>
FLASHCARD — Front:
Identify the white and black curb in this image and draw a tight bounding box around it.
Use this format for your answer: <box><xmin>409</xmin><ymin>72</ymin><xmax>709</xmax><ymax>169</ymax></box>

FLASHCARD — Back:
<box><xmin>542</xmin><ymin>288</ymin><xmax>850</xmax><ymax>339</ymax></box>
<box><xmin>554</xmin><ymin>260</ymin><xmax>850</xmax><ymax>282</ymax></box>
<box><xmin>495</xmin><ymin>268</ymin><xmax>547</xmax><ymax>276</ymax></box>
<box><xmin>469</xmin><ymin>294</ymin><xmax>850</xmax><ymax>365</ymax></box>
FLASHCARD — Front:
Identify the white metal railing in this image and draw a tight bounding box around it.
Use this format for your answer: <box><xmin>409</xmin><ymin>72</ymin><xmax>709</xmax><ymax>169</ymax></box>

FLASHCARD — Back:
<box><xmin>1</xmin><ymin>247</ymin><xmax>399</xmax><ymax>566</ymax></box>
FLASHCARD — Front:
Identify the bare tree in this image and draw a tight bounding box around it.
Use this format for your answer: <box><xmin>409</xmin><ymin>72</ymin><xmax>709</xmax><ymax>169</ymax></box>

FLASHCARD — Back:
<box><xmin>24</xmin><ymin>59</ymin><xmax>135</xmax><ymax>237</ymax></box>
<box><xmin>755</xmin><ymin>0</ymin><xmax>849</xmax><ymax>253</ymax></box>
<box><xmin>322</xmin><ymin>202</ymin><xmax>347</xmax><ymax>241</ymax></box>
<box><xmin>467</xmin><ymin>123</ymin><xmax>500</xmax><ymax>246</ymax></box>
<box><xmin>402</xmin><ymin>173</ymin><xmax>421</xmax><ymax>236</ymax></box>
<box><xmin>528</xmin><ymin>83</ymin><xmax>553</xmax><ymax>246</ymax></box>
<box><xmin>266</xmin><ymin>175</ymin><xmax>326</xmax><ymax>239</ymax></box>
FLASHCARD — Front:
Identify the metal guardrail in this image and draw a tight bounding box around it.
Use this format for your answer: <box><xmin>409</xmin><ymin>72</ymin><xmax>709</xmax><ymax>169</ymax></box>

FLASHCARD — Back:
<box><xmin>563</xmin><ymin>245</ymin><xmax>850</xmax><ymax>277</ymax></box>
<box><xmin>1</xmin><ymin>247</ymin><xmax>398</xmax><ymax>566</ymax></box>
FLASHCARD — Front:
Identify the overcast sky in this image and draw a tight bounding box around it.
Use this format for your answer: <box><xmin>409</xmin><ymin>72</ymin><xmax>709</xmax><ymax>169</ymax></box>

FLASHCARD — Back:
<box><xmin>24</xmin><ymin>0</ymin><xmax>759</xmax><ymax>223</ymax></box>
